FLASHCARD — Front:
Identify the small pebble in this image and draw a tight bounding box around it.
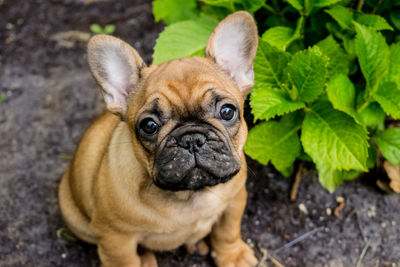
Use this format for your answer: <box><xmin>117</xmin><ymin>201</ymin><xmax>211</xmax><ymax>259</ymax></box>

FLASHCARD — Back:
<box><xmin>299</xmin><ymin>203</ymin><xmax>308</xmax><ymax>215</ymax></box>
<box><xmin>326</xmin><ymin>208</ymin><xmax>332</xmax><ymax>216</ymax></box>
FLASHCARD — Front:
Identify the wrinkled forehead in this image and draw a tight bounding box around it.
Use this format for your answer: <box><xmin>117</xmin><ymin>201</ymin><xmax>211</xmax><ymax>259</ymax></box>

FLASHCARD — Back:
<box><xmin>137</xmin><ymin>57</ymin><xmax>242</xmax><ymax>115</ymax></box>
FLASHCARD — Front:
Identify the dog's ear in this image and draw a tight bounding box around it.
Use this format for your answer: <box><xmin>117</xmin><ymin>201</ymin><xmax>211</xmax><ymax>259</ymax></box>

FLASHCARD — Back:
<box><xmin>206</xmin><ymin>11</ymin><xmax>258</xmax><ymax>97</ymax></box>
<box><xmin>88</xmin><ymin>35</ymin><xmax>145</xmax><ymax>116</ymax></box>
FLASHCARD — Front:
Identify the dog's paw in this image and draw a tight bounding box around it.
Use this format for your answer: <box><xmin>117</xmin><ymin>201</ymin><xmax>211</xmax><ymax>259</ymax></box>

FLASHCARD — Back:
<box><xmin>140</xmin><ymin>251</ymin><xmax>158</xmax><ymax>267</ymax></box>
<box><xmin>212</xmin><ymin>240</ymin><xmax>258</xmax><ymax>267</ymax></box>
<box><xmin>186</xmin><ymin>240</ymin><xmax>210</xmax><ymax>256</ymax></box>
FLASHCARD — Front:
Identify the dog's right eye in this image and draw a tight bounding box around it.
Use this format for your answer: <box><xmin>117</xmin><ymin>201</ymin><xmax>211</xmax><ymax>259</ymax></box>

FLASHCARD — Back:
<box><xmin>139</xmin><ymin>118</ymin><xmax>159</xmax><ymax>136</ymax></box>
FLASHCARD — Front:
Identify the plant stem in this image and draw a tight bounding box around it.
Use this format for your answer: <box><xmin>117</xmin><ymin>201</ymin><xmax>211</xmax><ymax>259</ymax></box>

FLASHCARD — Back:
<box><xmin>356</xmin><ymin>0</ymin><xmax>364</xmax><ymax>11</ymax></box>
<box><xmin>263</xmin><ymin>3</ymin><xmax>277</xmax><ymax>14</ymax></box>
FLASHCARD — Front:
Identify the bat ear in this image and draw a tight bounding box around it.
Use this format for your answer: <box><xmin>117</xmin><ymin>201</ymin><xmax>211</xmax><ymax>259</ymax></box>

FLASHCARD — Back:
<box><xmin>88</xmin><ymin>35</ymin><xmax>145</xmax><ymax>116</ymax></box>
<box><xmin>206</xmin><ymin>11</ymin><xmax>258</xmax><ymax>97</ymax></box>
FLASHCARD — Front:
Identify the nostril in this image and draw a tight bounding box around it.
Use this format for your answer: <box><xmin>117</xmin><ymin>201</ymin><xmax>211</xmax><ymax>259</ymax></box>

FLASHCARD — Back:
<box><xmin>195</xmin><ymin>134</ymin><xmax>206</xmax><ymax>147</ymax></box>
<box><xmin>178</xmin><ymin>133</ymin><xmax>206</xmax><ymax>150</ymax></box>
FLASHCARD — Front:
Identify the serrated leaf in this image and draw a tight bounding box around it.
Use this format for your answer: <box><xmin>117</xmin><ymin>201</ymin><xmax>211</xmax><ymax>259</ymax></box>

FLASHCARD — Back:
<box><xmin>245</xmin><ymin>113</ymin><xmax>302</xmax><ymax>171</ymax></box>
<box><xmin>316</xmin><ymin>164</ymin><xmax>345</xmax><ymax>192</ymax></box>
<box><xmin>314</xmin><ymin>0</ymin><xmax>342</xmax><ymax>7</ymax></box>
<box><xmin>373</xmin><ymin>81</ymin><xmax>400</xmax><ymax>119</ymax></box>
<box><xmin>387</xmin><ymin>43</ymin><xmax>400</xmax><ymax>84</ymax></box>
<box><xmin>153</xmin><ymin>0</ymin><xmax>199</xmax><ymax>25</ymax></box>
<box><xmin>301</xmin><ymin>100</ymin><xmax>368</xmax><ymax>171</ymax></box>
<box><xmin>153</xmin><ymin>16</ymin><xmax>218</xmax><ymax>64</ymax></box>
<box><xmin>262</xmin><ymin>26</ymin><xmax>294</xmax><ymax>51</ymax></box>
<box><xmin>287</xmin><ymin>0</ymin><xmax>303</xmax><ymax>12</ymax></box>
<box><xmin>375</xmin><ymin>128</ymin><xmax>400</xmax><ymax>165</ymax></box>
<box><xmin>250</xmin><ymin>86</ymin><xmax>305</xmax><ymax>121</ymax></box>
<box><xmin>254</xmin><ymin>39</ymin><xmax>292</xmax><ymax>89</ymax></box>
<box><xmin>354</xmin><ymin>22</ymin><xmax>390</xmax><ymax>89</ymax></box>
<box><xmin>356</xmin><ymin>102</ymin><xmax>385</xmax><ymax>127</ymax></box>
<box><xmin>326</xmin><ymin>74</ymin><xmax>356</xmax><ymax>117</ymax></box>
<box><xmin>277</xmin><ymin>164</ymin><xmax>295</xmax><ymax>178</ymax></box>
<box><xmin>325</xmin><ymin>6</ymin><xmax>353</xmax><ymax>30</ymax></box>
<box><xmin>238</xmin><ymin>0</ymin><xmax>265</xmax><ymax>12</ymax></box>
<box><xmin>287</xmin><ymin>47</ymin><xmax>328</xmax><ymax>102</ymax></box>
<box><xmin>355</xmin><ymin>14</ymin><xmax>393</xmax><ymax>31</ymax></box>
<box><xmin>317</xmin><ymin>35</ymin><xmax>350</xmax><ymax>78</ymax></box>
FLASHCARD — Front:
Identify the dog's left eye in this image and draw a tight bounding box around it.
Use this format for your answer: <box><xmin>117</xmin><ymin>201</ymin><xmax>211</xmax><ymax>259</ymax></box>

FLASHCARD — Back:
<box><xmin>139</xmin><ymin>118</ymin><xmax>159</xmax><ymax>136</ymax></box>
<box><xmin>219</xmin><ymin>104</ymin><xmax>237</xmax><ymax>122</ymax></box>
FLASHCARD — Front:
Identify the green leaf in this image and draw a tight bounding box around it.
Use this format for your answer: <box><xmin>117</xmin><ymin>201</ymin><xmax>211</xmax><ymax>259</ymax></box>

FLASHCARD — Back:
<box><xmin>375</xmin><ymin>128</ymin><xmax>400</xmax><ymax>165</ymax></box>
<box><xmin>354</xmin><ymin>22</ymin><xmax>390</xmax><ymax>89</ymax></box>
<box><xmin>90</xmin><ymin>24</ymin><xmax>104</xmax><ymax>34</ymax></box>
<box><xmin>314</xmin><ymin>0</ymin><xmax>342</xmax><ymax>7</ymax></box>
<box><xmin>238</xmin><ymin>0</ymin><xmax>265</xmax><ymax>12</ymax></box>
<box><xmin>277</xmin><ymin>164</ymin><xmax>295</xmax><ymax>178</ymax></box>
<box><xmin>250</xmin><ymin>86</ymin><xmax>305</xmax><ymax>121</ymax></box>
<box><xmin>355</xmin><ymin>14</ymin><xmax>393</xmax><ymax>31</ymax></box>
<box><xmin>201</xmin><ymin>0</ymin><xmax>235</xmax><ymax>10</ymax></box>
<box><xmin>287</xmin><ymin>47</ymin><xmax>328</xmax><ymax>102</ymax></box>
<box><xmin>373</xmin><ymin>81</ymin><xmax>400</xmax><ymax>119</ymax></box>
<box><xmin>153</xmin><ymin>0</ymin><xmax>199</xmax><ymax>25</ymax></box>
<box><xmin>0</xmin><ymin>93</ymin><xmax>5</xmax><ymax>102</ymax></box>
<box><xmin>317</xmin><ymin>35</ymin><xmax>350</xmax><ymax>78</ymax></box>
<box><xmin>103</xmin><ymin>24</ymin><xmax>116</xmax><ymax>35</ymax></box>
<box><xmin>287</xmin><ymin>0</ymin><xmax>303</xmax><ymax>12</ymax></box>
<box><xmin>262</xmin><ymin>26</ymin><xmax>294</xmax><ymax>51</ymax></box>
<box><xmin>325</xmin><ymin>6</ymin><xmax>353</xmax><ymax>30</ymax></box>
<box><xmin>387</xmin><ymin>43</ymin><xmax>400</xmax><ymax>84</ymax></box>
<box><xmin>356</xmin><ymin>102</ymin><xmax>385</xmax><ymax>128</ymax></box>
<box><xmin>316</xmin><ymin>164</ymin><xmax>345</xmax><ymax>192</ymax></box>
<box><xmin>326</xmin><ymin>74</ymin><xmax>356</xmax><ymax>118</ymax></box>
<box><xmin>152</xmin><ymin>16</ymin><xmax>218</xmax><ymax>64</ymax></box>
<box><xmin>254</xmin><ymin>39</ymin><xmax>292</xmax><ymax>89</ymax></box>
<box><xmin>301</xmin><ymin>100</ymin><xmax>368</xmax><ymax>171</ymax></box>
<box><xmin>245</xmin><ymin>113</ymin><xmax>302</xmax><ymax>171</ymax></box>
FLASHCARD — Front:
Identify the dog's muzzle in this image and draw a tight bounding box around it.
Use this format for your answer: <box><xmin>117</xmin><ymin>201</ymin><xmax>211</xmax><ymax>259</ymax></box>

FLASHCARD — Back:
<box><xmin>154</xmin><ymin>125</ymin><xmax>241</xmax><ymax>191</ymax></box>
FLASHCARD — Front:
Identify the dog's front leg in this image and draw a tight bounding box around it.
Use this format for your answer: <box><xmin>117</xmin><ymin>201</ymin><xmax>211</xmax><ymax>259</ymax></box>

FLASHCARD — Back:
<box><xmin>210</xmin><ymin>186</ymin><xmax>258</xmax><ymax>267</ymax></box>
<box><xmin>97</xmin><ymin>231</ymin><xmax>157</xmax><ymax>267</ymax></box>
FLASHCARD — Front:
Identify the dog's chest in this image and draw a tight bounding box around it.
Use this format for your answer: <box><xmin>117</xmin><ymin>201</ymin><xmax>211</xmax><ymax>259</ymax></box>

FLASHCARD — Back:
<box><xmin>140</xmin><ymin>190</ymin><xmax>227</xmax><ymax>250</ymax></box>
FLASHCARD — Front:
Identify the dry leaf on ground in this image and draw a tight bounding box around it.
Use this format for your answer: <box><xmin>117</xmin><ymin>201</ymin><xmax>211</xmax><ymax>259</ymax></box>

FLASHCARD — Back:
<box><xmin>383</xmin><ymin>161</ymin><xmax>400</xmax><ymax>193</ymax></box>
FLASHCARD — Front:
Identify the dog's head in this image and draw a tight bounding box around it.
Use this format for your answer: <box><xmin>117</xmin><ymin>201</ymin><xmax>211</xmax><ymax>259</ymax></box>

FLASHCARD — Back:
<box><xmin>87</xmin><ymin>11</ymin><xmax>258</xmax><ymax>191</ymax></box>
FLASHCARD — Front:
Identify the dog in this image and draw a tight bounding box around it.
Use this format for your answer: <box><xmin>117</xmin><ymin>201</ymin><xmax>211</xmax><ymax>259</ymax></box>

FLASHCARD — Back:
<box><xmin>58</xmin><ymin>11</ymin><xmax>258</xmax><ymax>267</ymax></box>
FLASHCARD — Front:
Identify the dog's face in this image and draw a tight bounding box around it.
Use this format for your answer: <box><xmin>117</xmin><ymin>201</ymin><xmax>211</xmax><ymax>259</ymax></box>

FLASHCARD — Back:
<box><xmin>87</xmin><ymin>12</ymin><xmax>258</xmax><ymax>191</ymax></box>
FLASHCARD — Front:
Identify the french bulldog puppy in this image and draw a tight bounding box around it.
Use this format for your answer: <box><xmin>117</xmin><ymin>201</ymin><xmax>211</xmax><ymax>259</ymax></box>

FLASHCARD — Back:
<box><xmin>58</xmin><ymin>11</ymin><xmax>258</xmax><ymax>267</ymax></box>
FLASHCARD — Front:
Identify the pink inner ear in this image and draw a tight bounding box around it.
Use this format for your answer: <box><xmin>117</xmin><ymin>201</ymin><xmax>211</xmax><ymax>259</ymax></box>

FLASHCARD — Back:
<box><xmin>211</xmin><ymin>20</ymin><xmax>255</xmax><ymax>92</ymax></box>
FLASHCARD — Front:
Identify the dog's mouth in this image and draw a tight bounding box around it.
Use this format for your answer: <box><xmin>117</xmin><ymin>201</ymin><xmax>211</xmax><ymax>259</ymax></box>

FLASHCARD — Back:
<box><xmin>153</xmin><ymin>125</ymin><xmax>241</xmax><ymax>191</ymax></box>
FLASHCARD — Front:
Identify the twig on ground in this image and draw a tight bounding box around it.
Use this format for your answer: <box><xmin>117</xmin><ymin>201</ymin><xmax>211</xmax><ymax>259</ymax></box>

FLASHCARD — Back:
<box><xmin>274</xmin><ymin>227</ymin><xmax>323</xmax><ymax>253</ymax></box>
<box><xmin>334</xmin><ymin>196</ymin><xmax>345</xmax><ymax>217</ymax></box>
<box><xmin>290</xmin><ymin>162</ymin><xmax>303</xmax><ymax>201</ymax></box>
<box><xmin>356</xmin><ymin>244</ymin><xmax>370</xmax><ymax>267</ymax></box>
<box><xmin>258</xmin><ymin>247</ymin><xmax>285</xmax><ymax>267</ymax></box>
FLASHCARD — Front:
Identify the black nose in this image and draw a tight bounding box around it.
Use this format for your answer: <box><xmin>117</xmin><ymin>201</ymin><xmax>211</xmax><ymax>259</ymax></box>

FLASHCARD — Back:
<box><xmin>178</xmin><ymin>133</ymin><xmax>206</xmax><ymax>151</ymax></box>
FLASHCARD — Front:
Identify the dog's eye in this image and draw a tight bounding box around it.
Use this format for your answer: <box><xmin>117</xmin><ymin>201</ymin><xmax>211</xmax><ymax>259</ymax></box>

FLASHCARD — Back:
<box><xmin>140</xmin><ymin>118</ymin><xmax>159</xmax><ymax>135</ymax></box>
<box><xmin>219</xmin><ymin>104</ymin><xmax>237</xmax><ymax>122</ymax></box>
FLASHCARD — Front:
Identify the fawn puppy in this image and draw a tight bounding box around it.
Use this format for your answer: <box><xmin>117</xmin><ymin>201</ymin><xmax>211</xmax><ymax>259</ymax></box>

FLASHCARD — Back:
<box><xmin>59</xmin><ymin>11</ymin><xmax>258</xmax><ymax>267</ymax></box>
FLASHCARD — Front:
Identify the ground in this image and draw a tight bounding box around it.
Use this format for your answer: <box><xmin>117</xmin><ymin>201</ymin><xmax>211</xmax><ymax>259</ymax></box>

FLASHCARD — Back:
<box><xmin>0</xmin><ymin>0</ymin><xmax>399</xmax><ymax>266</ymax></box>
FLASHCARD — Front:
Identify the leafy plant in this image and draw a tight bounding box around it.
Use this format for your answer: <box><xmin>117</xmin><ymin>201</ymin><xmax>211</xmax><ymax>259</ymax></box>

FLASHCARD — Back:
<box><xmin>90</xmin><ymin>24</ymin><xmax>116</xmax><ymax>35</ymax></box>
<box><xmin>151</xmin><ymin>0</ymin><xmax>400</xmax><ymax>192</ymax></box>
<box><xmin>0</xmin><ymin>93</ymin><xmax>5</xmax><ymax>102</ymax></box>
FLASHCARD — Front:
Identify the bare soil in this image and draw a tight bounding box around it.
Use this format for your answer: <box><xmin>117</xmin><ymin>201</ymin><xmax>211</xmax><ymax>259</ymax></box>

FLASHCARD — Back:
<box><xmin>0</xmin><ymin>1</ymin><xmax>399</xmax><ymax>266</ymax></box>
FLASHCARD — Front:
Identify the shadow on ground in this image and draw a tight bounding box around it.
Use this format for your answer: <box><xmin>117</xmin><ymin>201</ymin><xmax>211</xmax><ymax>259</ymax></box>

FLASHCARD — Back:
<box><xmin>0</xmin><ymin>1</ymin><xmax>399</xmax><ymax>266</ymax></box>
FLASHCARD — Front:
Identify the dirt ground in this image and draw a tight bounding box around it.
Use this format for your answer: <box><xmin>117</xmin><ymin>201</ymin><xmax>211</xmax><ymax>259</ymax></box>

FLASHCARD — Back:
<box><xmin>0</xmin><ymin>0</ymin><xmax>399</xmax><ymax>266</ymax></box>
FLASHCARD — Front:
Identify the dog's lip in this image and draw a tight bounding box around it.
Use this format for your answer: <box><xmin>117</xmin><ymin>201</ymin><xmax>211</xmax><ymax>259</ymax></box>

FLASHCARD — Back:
<box><xmin>154</xmin><ymin>165</ymin><xmax>239</xmax><ymax>192</ymax></box>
